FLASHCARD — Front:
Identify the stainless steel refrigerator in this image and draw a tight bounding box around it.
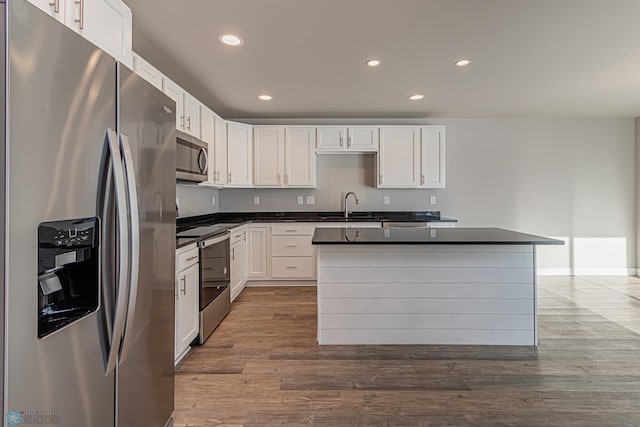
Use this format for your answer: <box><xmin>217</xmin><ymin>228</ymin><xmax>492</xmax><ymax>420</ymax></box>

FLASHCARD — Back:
<box><xmin>1</xmin><ymin>1</ymin><xmax>176</xmax><ymax>426</ymax></box>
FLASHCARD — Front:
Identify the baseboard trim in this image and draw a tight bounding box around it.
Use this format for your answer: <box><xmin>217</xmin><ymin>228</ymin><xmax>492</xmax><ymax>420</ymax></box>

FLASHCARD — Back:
<box><xmin>538</xmin><ymin>268</ymin><xmax>637</xmax><ymax>276</ymax></box>
<box><xmin>246</xmin><ymin>280</ymin><xmax>317</xmax><ymax>287</ymax></box>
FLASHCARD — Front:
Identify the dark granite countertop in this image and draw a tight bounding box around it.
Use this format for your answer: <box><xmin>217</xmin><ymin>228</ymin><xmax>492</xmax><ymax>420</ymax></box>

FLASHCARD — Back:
<box><xmin>175</xmin><ymin>211</ymin><xmax>457</xmax><ymax>249</ymax></box>
<box><xmin>312</xmin><ymin>227</ymin><xmax>564</xmax><ymax>245</ymax></box>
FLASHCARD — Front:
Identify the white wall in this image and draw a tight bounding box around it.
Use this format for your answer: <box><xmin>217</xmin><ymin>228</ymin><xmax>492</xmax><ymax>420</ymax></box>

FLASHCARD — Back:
<box><xmin>220</xmin><ymin>118</ymin><xmax>636</xmax><ymax>273</ymax></box>
<box><xmin>176</xmin><ymin>184</ymin><xmax>219</xmax><ymax>218</ymax></box>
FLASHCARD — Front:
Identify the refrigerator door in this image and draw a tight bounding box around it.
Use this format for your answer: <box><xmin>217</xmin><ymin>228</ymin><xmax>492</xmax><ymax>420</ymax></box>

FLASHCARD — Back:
<box><xmin>117</xmin><ymin>65</ymin><xmax>176</xmax><ymax>427</ymax></box>
<box><xmin>5</xmin><ymin>1</ymin><xmax>115</xmax><ymax>425</ymax></box>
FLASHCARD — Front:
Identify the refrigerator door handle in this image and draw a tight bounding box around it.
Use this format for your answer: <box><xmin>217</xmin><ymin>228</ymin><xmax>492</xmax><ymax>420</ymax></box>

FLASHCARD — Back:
<box><xmin>103</xmin><ymin>129</ymin><xmax>131</xmax><ymax>376</ymax></box>
<box><xmin>118</xmin><ymin>132</ymin><xmax>140</xmax><ymax>364</ymax></box>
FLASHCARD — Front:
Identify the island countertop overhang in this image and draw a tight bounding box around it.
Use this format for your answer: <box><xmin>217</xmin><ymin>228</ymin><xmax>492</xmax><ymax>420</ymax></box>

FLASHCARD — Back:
<box><xmin>312</xmin><ymin>227</ymin><xmax>564</xmax><ymax>246</ymax></box>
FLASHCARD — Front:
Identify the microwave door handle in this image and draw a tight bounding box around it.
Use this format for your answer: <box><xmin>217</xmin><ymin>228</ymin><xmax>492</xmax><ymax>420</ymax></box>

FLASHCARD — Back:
<box><xmin>103</xmin><ymin>129</ymin><xmax>130</xmax><ymax>376</ymax></box>
<box><xmin>198</xmin><ymin>147</ymin><xmax>208</xmax><ymax>174</ymax></box>
<box><xmin>118</xmin><ymin>132</ymin><xmax>140</xmax><ymax>365</ymax></box>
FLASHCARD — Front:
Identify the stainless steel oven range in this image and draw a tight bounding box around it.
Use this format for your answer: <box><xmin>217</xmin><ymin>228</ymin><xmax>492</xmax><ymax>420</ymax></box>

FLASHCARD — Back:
<box><xmin>176</xmin><ymin>225</ymin><xmax>232</xmax><ymax>343</ymax></box>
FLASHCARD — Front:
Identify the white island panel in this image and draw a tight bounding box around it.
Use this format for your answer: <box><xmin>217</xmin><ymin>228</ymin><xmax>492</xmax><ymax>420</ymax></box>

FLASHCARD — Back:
<box><xmin>317</xmin><ymin>244</ymin><xmax>536</xmax><ymax>346</ymax></box>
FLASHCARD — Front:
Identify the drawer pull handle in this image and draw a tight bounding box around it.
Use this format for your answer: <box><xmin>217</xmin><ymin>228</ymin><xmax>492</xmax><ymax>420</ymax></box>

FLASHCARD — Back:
<box><xmin>285</xmin><ymin>266</ymin><xmax>298</xmax><ymax>269</ymax></box>
<box><xmin>285</xmin><ymin>244</ymin><xmax>298</xmax><ymax>248</ymax></box>
<box><xmin>234</xmin><ymin>234</ymin><xmax>242</xmax><ymax>238</ymax></box>
<box><xmin>186</xmin><ymin>256</ymin><xmax>198</xmax><ymax>262</ymax></box>
<box><xmin>285</xmin><ymin>229</ymin><xmax>297</xmax><ymax>232</ymax></box>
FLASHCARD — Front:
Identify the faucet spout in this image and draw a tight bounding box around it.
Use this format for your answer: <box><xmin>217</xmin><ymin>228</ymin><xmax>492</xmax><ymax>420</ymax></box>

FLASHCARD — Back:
<box><xmin>344</xmin><ymin>192</ymin><xmax>360</xmax><ymax>219</ymax></box>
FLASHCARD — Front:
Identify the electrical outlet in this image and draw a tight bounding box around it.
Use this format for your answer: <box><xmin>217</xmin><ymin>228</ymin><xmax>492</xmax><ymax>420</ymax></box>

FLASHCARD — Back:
<box><xmin>430</xmin><ymin>196</ymin><xmax>437</xmax><ymax>205</ymax></box>
<box><xmin>383</xmin><ymin>196</ymin><xmax>390</xmax><ymax>205</ymax></box>
<box><xmin>211</xmin><ymin>196</ymin><xmax>216</xmax><ymax>206</ymax></box>
<box><xmin>306</xmin><ymin>196</ymin><xmax>315</xmax><ymax>205</ymax></box>
<box><xmin>297</xmin><ymin>196</ymin><xmax>304</xmax><ymax>205</ymax></box>
<box><xmin>253</xmin><ymin>196</ymin><xmax>260</xmax><ymax>205</ymax></box>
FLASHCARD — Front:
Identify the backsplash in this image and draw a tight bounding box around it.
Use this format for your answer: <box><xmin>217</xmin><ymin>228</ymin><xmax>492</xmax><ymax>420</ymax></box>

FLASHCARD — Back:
<box><xmin>176</xmin><ymin>184</ymin><xmax>219</xmax><ymax>218</ymax></box>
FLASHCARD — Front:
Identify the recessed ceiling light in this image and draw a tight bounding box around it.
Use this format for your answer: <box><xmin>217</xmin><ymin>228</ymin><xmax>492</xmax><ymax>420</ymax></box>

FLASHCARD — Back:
<box><xmin>409</xmin><ymin>94</ymin><xmax>425</xmax><ymax>101</ymax></box>
<box><xmin>258</xmin><ymin>94</ymin><xmax>273</xmax><ymax>101</ymax></box>
<box><xmin>365</xmin><ymin>59</ymin><xmax>381</xmax><ymax>67</ymax></box>
<box><xmin>455</xmin><ymin>59</ymin><xmax>470</xmax><ymax>67</ymax></box>
<box><xmin>218</xmin><ymin>33</ymin><xmax>244</xmax><ymax>46</ymax></box>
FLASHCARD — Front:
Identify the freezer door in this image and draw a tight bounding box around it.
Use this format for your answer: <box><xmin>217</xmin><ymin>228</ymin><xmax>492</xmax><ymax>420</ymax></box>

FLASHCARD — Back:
<box><xmin>117</xmin><ymin>65</ymin><xmax>176</xmax><ymax>427</ymax></box>
<box><xmin>5</xmin><ymin>1</ymin><xmax>115</xmax><ymax>425</ymax></box>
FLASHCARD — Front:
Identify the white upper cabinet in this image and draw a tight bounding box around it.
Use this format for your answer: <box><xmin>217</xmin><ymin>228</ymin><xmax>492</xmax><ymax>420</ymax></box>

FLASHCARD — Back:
<box><xmin>162</xmin><ymin>78</ymin><xmax>184</xmax><ymax>132</ymax></box>
<box><xmin>163</xmin><ymin>78</ymin><xmax>201</xmax><ymax>138</ymax></box>
<box><xmin>132</xmin><ymin>53</ymin><xmax>163</xmax><ymax>90</ymax></box>
<box><xmin>420</xmin><ymin>126</ymin><xmax>446</xmax><ymax>188</ymax></box>
<box><xmin>253</xmin><ymin>126</ymin><xmax>284</xmax><ymax>187</ymax></box>
<box><xmin>253</xmin><ymin>126</ymin><xmax>316</xmax><ymax>188</ymax></box>
<box><xmin>227</xmin><ymin>121</ymin><xmax>253</xmax><ymax>187</ymax></box>
<box><xmin>212</xmin><ymin>113</ymin><xmax>228</xmax><ymax>186</ymax></box>
<box><xmin>28</xmin><ymin>0</ymin><xmax>133</xmax><ymax>66</ymax></box>
<box><xmin>316</xmin><ymin>126</ymin><xmax>378</xmax><ymax>152</ymax></box>
<box><xmin>378</xmin><ymin>127</ymin><xmax>420</xmax><ymax>187</ymax></box>
<box><xmin>346</xmin><ymin>126</ymin><xmax>378</xmax><ymax>151</ymax></box>
<box><xmin>183</xmin><ymin>92</ymin><xmax>201</xmax><ymax>138</ymax></box>
<box><xmin>285</xmin><ymin>127</ymin><xmax>316</xmax><ymax>187</ymax></box>
<box><xmin>316</xmin><ymin>127</ymin><xmax>346</xmax><ymax>151</ymax></box>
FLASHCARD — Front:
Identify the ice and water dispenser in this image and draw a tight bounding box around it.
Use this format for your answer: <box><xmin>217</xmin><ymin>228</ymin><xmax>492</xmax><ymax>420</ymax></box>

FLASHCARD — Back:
<box><xmin>38</xmin><ymin>217</ymin><xmax>99</xmax><ymax>338</ymax></box>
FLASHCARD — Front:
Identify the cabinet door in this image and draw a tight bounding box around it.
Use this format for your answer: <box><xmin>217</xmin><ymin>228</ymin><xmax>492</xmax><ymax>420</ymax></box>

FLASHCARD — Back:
<box><xmin>420</xmin><ymin>126</ymin><xmax>446</xmax><ymax>188</ymax></box>
<box><xmin>348</xmin><ymin>126</ymin><xmax>378</xmax><ymax>151</ymax></box>
<box><xmin>247</xmin><ymin>227</ymin><xmax>268</xmax><ymax>278</ymax></box>
<box><xmin>253</xmin><ymin>127</ymin><xmax>284</xmax><ymax>187</ymax></box>
<box><xmin>316</xmin><ymin>127</ymin><xmax>346</xmax><ymax>151</ymax></box>
<box><xmin>230</xmin><ymin>240</ymin><xmax>244</xmax><ymax>302</ymax></box>
<box><xmin>227</xmin><ymin>121</ymin><xmax>253</xmax><ymax>187</ymax></box>
<box><xmin>26</xmin><ymin>0</ymin><xmax>66</xmax><ymax>22</ymax></box>
<box><xmin>285</xmin><ymin>127</ymin><xmax>316</xmax><ymax>187</ymax></box>
<box><xmin>200</xmin><ymin>106</ymin><xmax>215</xmax><ymax>182</ymax></box>
<box><xmin>66</xmin><ymin>0</ymin><xmax>133</xmax><ymax>66</ymax></box>
<box><xmin>378</xmin><ymin>127</ymin><xmax>420</xmax><ymax>187</ymax></box>
<box><xmin>163</xmin><ymin>79</ymin><xmax>185</xmax><ymax>133</ymax></box>
<box><xmin>132</xmin><ymin>53</ymin><xmax>163</xmax><ymax>90</ymax></box>
<box><xmin>176</xmin><ymin>263</ymin><xmax>199</xmax><ymax>359</ymax></box>
<box><xmin>183</xmin><ymin>92</ymin><xmax>201</xmax><ymax>138</ymax></box>
<box><xmin>213</xmin><ymin>114</ymin><xmax>228</xmax><ymax>185</ymax></box>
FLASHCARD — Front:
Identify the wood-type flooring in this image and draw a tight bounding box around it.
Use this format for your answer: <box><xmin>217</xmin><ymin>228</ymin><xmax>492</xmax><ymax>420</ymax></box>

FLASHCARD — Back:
<box><xmin>174</xmin><ymin>276</ymin><xmax>640</xmax><ymax>426</ymax></box>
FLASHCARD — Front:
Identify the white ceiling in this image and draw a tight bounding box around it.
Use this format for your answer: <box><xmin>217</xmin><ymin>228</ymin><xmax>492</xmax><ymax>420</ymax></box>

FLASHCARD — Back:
<box><xmin>125</xmin><ymin>0</ymin><xmax>640</xmax><ymax>119</ymax></box>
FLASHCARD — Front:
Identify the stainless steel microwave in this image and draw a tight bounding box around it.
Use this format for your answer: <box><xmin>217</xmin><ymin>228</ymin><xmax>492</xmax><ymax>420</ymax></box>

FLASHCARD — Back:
<box><xmin>176</xmin><ymin>131</ymin><xmax>208</xmax><ymax>182</ymax></box>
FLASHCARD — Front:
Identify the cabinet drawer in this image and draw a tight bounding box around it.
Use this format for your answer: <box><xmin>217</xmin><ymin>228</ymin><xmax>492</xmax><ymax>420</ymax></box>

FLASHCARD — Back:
<box><xmin>177</xmin><ymin>247</ymin><xmax>199</xmax><ymax>270</ymax></box>
<box><xmin>271</xmin><ymin>257</ymin><xmax>314</xmax><ymax>278</ymax></box>
<box><xmin>230</xmin><ymin>228</ymin><xmax>246</xmax><ymax>245</ymax></box>
<box><xmin>271</xmin><ymin>224</ymin><xmax>315</xmax><ymax>236</ymax></box>
<box><xmin>271</xmin><ymin>235</ymin><xmax>313</xmax><ymax>257</ymax></box>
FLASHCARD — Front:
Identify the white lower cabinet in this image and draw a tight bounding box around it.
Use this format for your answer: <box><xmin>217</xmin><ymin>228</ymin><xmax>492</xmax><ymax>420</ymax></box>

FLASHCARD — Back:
<box><xmin>230</xmin><ymin>227</ymin><xmax>247</xmax><ymax>302</ymax></box>
<box><xmin>175</xmin><ymin>245</ymin><xmax>200</xmax><ymax>364</ymax></box>
<box><xmin>270</xmin><ymin>224</ymin><xmax>316</xmax><ymax>280</ymax></box>
<box><xmin>247</xmin><ymin>226</ymin><xmax>268</xmax><ymax>278</ymax></box>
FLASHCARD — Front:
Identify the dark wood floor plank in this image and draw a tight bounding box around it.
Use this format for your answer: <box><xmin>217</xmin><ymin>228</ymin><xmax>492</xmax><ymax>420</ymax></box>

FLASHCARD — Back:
<box><xmin>173</xmin><ymin>277</ymin><xmax>640</xmax><ymax>426</ymax></box>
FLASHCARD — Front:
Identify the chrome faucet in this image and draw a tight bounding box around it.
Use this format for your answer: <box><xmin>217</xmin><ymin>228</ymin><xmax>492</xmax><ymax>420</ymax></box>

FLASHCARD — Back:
<box><xmin>344</xmin><ymin>192</ymin><xmax>359</xmax><ymax>219</ymax></box>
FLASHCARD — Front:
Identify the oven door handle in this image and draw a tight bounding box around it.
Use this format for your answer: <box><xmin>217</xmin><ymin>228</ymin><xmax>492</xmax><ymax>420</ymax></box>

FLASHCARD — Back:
<box><xmin>200</xmin><ymin>233</ymin><xmax>230</xmax><ymax>248</ymax></box>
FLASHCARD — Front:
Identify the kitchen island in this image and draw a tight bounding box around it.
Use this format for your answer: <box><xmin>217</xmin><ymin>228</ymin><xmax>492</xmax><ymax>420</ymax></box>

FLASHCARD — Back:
<box><xmin>312</xmin><ymin>227</ymin><xmax>563</xmax><ymax>346</ymax></box>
